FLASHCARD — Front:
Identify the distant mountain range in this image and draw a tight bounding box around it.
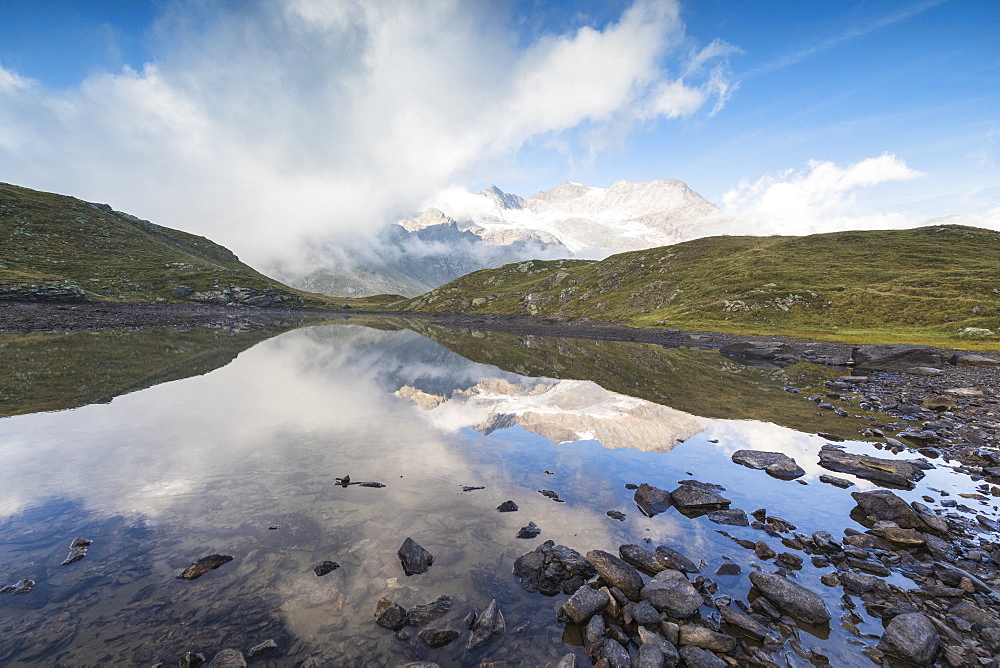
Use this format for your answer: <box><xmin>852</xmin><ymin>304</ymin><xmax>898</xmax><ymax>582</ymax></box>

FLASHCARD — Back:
<box><xmin>284</xmin><ymin>178</ymin><xmax>723</xmax><ymax>297</ymax></box>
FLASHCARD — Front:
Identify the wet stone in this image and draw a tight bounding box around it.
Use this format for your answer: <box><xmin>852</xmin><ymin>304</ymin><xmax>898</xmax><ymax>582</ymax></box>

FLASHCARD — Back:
<box><xmin>705</xmin><ymin>509</ymin><xmax>749</xmax><ymax>526</ymax></box>
<box><xmin>630</xmin><ymin>599</ymin><xmax>661</xmax><ymax>625</ymax></box>
<box><xmin>641</xmin><ymin>569</ymin><xmax>702</xmax><ymax>618</ymax></box>
<box><xmin>180</xmin><ymin>652</ymin><xmax>206</xmax><ymax>668</ymax></box>
<box><xmin>61</xmin><ymin>537</ymin><xmax>93</xmax><ymax>565</ymax></box>
<box><xmin>398</xmin><ymin>537</ymin><xmax>433</xmax><ymax>575</ymax></box>
<box><xmin>418</xmin><ymin>628</ymin><xmax>459</xmax><ymax>648</ymax></box>
<box><xmin>819</xmin><ymin>474</ymin><xmax>854</xmax><ymax>488</ymax></box>
<box><xmin>634</xmin><ymin>644</ymin><xmax>665</xmax><ymax>668</ymax></box>
<box><xmin>877</xmin><ymin>612</ymin><xmax>941</xmax><ymax>666</ymax></box>
<box><xmin>731</xmin><ymin>450</ymin><xmax>805</xmax><ymax>480</ymax></box>
<box><xmin>375</xmin><ymin>598</ymin><xmax>408</xmax><ymax>631</ymax></box>
<box><xmin>467</xmin><ymin>598</ymin><xmax>505</xmax><ymax>651</ymax></box>
<box><xmin>601</xmin><ymin>638</ymin><xmax>631</xmax><ymax>668</ymax></box>
<box><xmin>247</xmin><ymin>639</ymin><xmax>277</xmax><ymax>657</ymax></box>
<box><xmin>406</xmin><ymin>595</ymin><xmax>452</xmax><ymax>626</ymax></box>
<box><xmin>513</xmin><ymin>540</ymin><xmax>596</xmax><ymax>595</ymax></box>
<box><xmin>715</xmin><ymin>562</ymin><xmax>741</xmax><ymax>576</ymax></box>
<box><xmin>0</xmin><ymin>579</ymin><xmax>35</xmax><ymax>595</ymax></box>
<box><xmin>545</xmin><ymin>655</ymin><xmax>577</xmax><ymax>668</ymax></box>
<box><xmin>619</xmin><ymin>544</ymin><xmax>666</xmax><ymax>574</ymax></box>
<box><xmin>208</xmin><ymin>649</ymin><xmax>246</xmax><ymax>668</ymax></box>
<box><xmin>538</xmin><ymin>489</ymin><xmax>565</xmax><ymax>502</ymax></box>
<box><xmin>678</xmin><ymin>645</ymin><xmax>727</xmax><ymax>668</ymax></box>
<box><xmin>470</xmin><ymin>569</ymin><xmax>520</xmax><ymax>604</ymax></box>
<box><xmin>313</xmin><ymin>560</ymin><xmax>340</xmax><ymax>576</ymax></box>
<box><xmin>748</xmin><ymin>571</ymin><xmax>831</xmax><ymax>625</ymax></box>
<box><xmin>585</xmin><ymin>612</ymin><xmax>605</xmax><ymax>656</ymax></box>
<box><xmin>606</xmin><ymin>510</ymin><xmax>626</xmax><ymax>521</ymax></box>
<box><xmin>634</xmin><ymin>483</ymin><xmax>673</xmax><ymax>517</ymax></box>
<box><xmin>679</xmin><ymin>625</ymin><xmax>737</xmax><ymax>653</ymax></box>
<box><xmin>558</xmin><ymin>585</ymin><xmax>609</xmax><ymax>624</ymax></box>
<box><xmin>517</xmin><ymin>521</ymin><xmax>541</xmax><ymax>538</ymax></box>
<box><xmin>654</xmin><ymin>545</ymin><xmax>700</xmax><ymax>573</ymax></box>
<box><xmin>670</xmin><ymin>482</ymin><xmax>730</xmax><ymax>511</ymax></box>
<box><xmin>819</xmin><ymin>445</ymin><xmax>926</xmax><ymax>489</ymax></box>
<box><xmin>586</xmin><ymin>550</ymin><xmax>644</xmax><ymax>601</ymax></box>
<box><xmin>177</xmin><ymin>554</ymin><xmax>233</xmax><ymax>580</ymax></box>
<box><xmin>497</xmin><ymin>500</ymin><xmax>519</xmax><ymax>512</ymax></box>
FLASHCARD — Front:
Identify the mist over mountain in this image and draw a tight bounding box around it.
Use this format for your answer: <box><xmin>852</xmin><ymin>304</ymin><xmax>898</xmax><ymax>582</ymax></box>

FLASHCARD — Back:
<box><xmin>279</xmin><ymin>177</ymin><xmax>723</xmax><ymax>297</ymax></box>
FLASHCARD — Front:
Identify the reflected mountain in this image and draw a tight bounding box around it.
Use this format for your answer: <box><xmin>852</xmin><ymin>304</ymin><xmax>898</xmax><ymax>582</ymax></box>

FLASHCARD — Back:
<box><xmin>391</xmin><ymin>320</ymin><xmax>872</xmax><ymax>437</ymax></box>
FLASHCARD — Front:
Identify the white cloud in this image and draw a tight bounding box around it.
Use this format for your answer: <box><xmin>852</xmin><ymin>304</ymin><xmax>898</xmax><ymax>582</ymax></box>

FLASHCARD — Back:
<box><xmin>719</xmin><ymin>154</ymin><xmax>926</xmax><ymax>235</ymax></box>
<box><xmin>0</xmin><ymin>0</ymin><xmax>734</xmax><ymax>273</ymax></box>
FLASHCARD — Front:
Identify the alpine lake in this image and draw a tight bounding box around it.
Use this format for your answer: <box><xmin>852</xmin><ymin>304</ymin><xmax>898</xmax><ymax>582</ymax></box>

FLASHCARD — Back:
<box><xmin>0</xmin><ymin>316</ymin><xmax>995</xmax><ymax>667</ymax></box>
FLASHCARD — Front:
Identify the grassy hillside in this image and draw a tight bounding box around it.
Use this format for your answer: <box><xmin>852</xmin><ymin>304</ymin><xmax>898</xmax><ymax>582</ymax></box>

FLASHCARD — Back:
<box><xmin>396</xmin><ymin>225</ymin><xmax>1000</xmax><ymax>341</ymax></box>
<box><xmin>0</xmin><ymin>182</ymin><xmax>329</xmax><ymax>305</ymax></box>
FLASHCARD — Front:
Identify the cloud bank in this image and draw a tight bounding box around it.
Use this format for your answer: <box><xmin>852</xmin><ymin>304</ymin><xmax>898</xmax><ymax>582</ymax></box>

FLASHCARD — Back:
<box><xmin>0</xmin><ymin>0</ymin><xmax>735</xmax><ymax>271</ymax></box>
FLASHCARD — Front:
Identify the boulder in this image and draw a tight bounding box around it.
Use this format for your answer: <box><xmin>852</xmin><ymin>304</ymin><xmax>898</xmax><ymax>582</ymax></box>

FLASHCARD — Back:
<box><xmin>877</xmin><ymin>613</ymin><xmax>940</xmax><ymax>666</ymax></box>
<box><xmin>853</xmin><ymin>344</ymin><xmax>943</xmax><ymax>371</ymax></box>
<box><xmin>375</xmin><ymin>598</ymin><xmax>407</xmax><ymax>630</ymax></box>
<box><xmin>670</xmin><ymin>482</ymin><xmax>730</xmax><ymax>511</ymax></box>
<box><xmin>398</xmin><ymin>537</ymin><xmax>433</xmax><ymax>575</ymax></box>
<box><xmin>748</xmin><ymin>571</ymin><xmax>830</xmax><ymax>625</ymax></box>
<box><xmin>558</xmin><ymin>585</ymin><xmax>609</xmax><ymax>624</ymax></box>
<box><xmin>634</xmin><ymin>483</ymin><xmax>672</xmax><ymax>517</ymax></box>
<box><xmin>678</xmin><ymin>646</ymin><xmax>727</xmax><ymax>668</ymax></box>
<box><xmin>819</xmin><ymin>445</ymin><xmax>925</xmax><ymax>489</ymax></box>
<box><xmin>513</xmin><ymin>540</ymin><xmax>596</xmax><ymax>595</ymax></box>
<box><xmin>720</xmin><ymin>341</ymin><xmax>796</xmax><ymax>359</ymax></box>
<box><xmin>654</xmin><ymin>545</ymin><xmax>700</xmax><ymax>573</ymax></box>
<box><xmin>619</xmin><ymin>544</ymin><xmax>666</xmax><ymax>573</ymax></box>
<box><xmin>640</xmin><ymin>569</ymin><xmax>702</xmax><ymax>618</ymax></box>
<box><xmin>517</xmin><ymin>521</ymin><xmax>541</xmax><ymax>539</ymax></box>
<box><xmin>731</xmin><ymin>450</ymin><xmax>805</xmax><ymax>480</ymax></box>
<box><xmin>418</xmin><ymin>628</ymin><xmax>459</xmax><ymax>648</ymax></box>
<box><xmin>586</xmin><ymin>550</ymin><xmax>644</xmax><ymax>601</ymax></box>
<box><xmin>601</xmin><ymin>639</ymin><xmax>631</xmax><ymax>668</ymax></box>
<box><xmin>851</xmin><ymin>489</ymin><xmax>938</xmax><ymax>533</ymax></box>
<box><xmin>679</xmin><ymin>625</ymin><xmax>736</xmax><ymax>653</ymax></box>
<box><xmin>466</xmin><ymin>599</ymin><xmax>505</xmax><ymax>651</ymax></box>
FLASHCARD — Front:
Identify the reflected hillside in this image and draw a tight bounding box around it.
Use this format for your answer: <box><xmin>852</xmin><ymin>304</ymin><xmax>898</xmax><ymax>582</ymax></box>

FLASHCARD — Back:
<box><xmin>0</xmin><ymin>325</ymin><xmax>294</xmax><ymax>418</ymax></box>
<box><xmin>398</xmin><ymin>321</ymin><xmax>872</xmax><ymax>436</ymax></box>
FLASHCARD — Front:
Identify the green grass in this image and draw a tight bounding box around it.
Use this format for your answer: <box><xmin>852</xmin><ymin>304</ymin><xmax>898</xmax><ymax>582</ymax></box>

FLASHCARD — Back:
<box><xmin>395</xmin><ymin>225</ymin><xmax>1000</xmax><ymax>346</ymax></box>
<box><xmin>0</xmin><ymin>182</ymin><xmax>332</xmax><ymax>305</ymax></box>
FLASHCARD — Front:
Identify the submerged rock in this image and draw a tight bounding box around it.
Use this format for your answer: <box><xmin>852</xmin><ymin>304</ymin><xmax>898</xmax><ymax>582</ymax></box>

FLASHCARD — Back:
<box><xmin>313</xmin><ymin>560</ymin><xmax>340</xmax><ymax>577</ymax></box>
<box><xmin>517</xmin><ymin>521</ymin><xmax>541</xmax><ymax>539</ymax></box>
<box><xmin>406</xmin><ymin>595</ymin><xmax>453</xmax><ymax>626</ymax></box>
<box><xmin>208</xmin><ymin>649</ymin><xmax>246</xmax><ymax>668</ymax></box>
<box><xmin>467</xmin><ymin>599</ymin><xmax>505</xmax><ymax>651</ymax></box>
<box><xmin>877</xmin><ymin>612</ymin><xmax>940</xmax><ymax>666</ymax></box>
<box><xmin>513</xmin><ymin>540</ymin><xmax>596</xmax><ymax>595</ymax></box>
<box><xmin>748</xmin><ymin>571</ymin><xmax>830</xmax><ymax>625</ymax></box>
<box><xmin>61</xmin><ymin>537</ymin><xmax>93</xmax><ymax>565</ymax></box>
<box><xmin>0</xmin><ymin>579</ymin><xmax>34</xmax><ymax>595</ymax></box>
<box><xmin>731</xmin><ymin>450</ymin><xmax>805</xmax><ymax>479</ymax></box>
<box><xmin>545</xmin><ymin>655</ymin><xmax>577</xmax><ymax>668</ymax></box>
<box><xmin>247</xmin><ymin>640</ymin><xmax>277</xmax><ymax>657</ymax></box>
<box><xmin>818</xmin><ymin>445</ymin><xmax>926</xmax><ymax>489</ymax></box>
<box><xmin>705</xmin><ymin>509</ymin><xmax>749</xmax><ymax>526</ymax></box>
<box><xmin>634</xmin><ymin>483</ymin><xmax>672</xmax><ymax>517</ymax></box>
<box><xmin>178</xmin><ymin>554</ymin><xmax>233</xmax><ymax>580</ymax></box>
<box><xmin>418</xmin><ymin>628</ymin><xmax>459</xmax><ymax>648</ymax></box>
<box><xmin>375</xmin><ymin>598</ymin><xmax>408</xmax><ymax>630</ymax></box>
<box><xmin>398</xmin><ymin>537</ymin><xmax>433</xmax><ymax>575</ymax></box>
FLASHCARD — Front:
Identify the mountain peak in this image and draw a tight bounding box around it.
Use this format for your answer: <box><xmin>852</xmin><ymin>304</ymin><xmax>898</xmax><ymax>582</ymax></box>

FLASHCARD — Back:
<box><xmin>477</xmin><ymin>185</ymin><xmax>524</xmax><ymax>210</ymax></box>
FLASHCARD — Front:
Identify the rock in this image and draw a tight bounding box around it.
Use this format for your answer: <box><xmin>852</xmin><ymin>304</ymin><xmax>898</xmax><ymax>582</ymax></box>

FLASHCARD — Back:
<box><xmin>634</xmin><ymin>483</ymin><xmax>672</xmax><ymax>517</ymax></box>
<box><xmin>177</xmin><ymin>554</ymin><xmax>233</xmax><ymax>580</ymax></box>
<box><xmin>731</xmin><ymin>450</ymin><xmax>805</xmax><ymax>479</ymax></box>
<box><xmin>467</xmin><ymin>598</ymin><xmax>505</xmax><ymax>651</ymax></box>
<box><xmin>538</xmin><ymin>489</ymin><xmax>564</xmax><ymax>502</ymax></box>
<box><xmin>470</xmin><ymin>569</ymin><xmax>520</xmax><ymax>604</ymax></box>
<box><xmin>179</xmin><ymin>652</ymin><xmax>205</xmax><ymax>668</ymax></box>
<box><xmin>313</xmin><ymin>560</ymin><xmax>340</xmax><ymax>576</ymax></box>
<box><xmin>720</xmin><ymin>341</ymin><xmax>795</xmax><ymax>359</ymax></box>
<box><xmin>497</xmin><ymin>500</ymin><xmax>519</xmax><ymax>512</ymax></box>
<box><xmin>868</xmin><ymin>526</ymin><xmax>925</xmax><ymax>546</ymax></box>
<box><xmin>545</xmin><ymin>655</ymin><xmax>577</xmax><ymax>668</ymax></box>
<box><xmin>407</xmin><ymin>595</ymin><xmax>453</xmax><ymax>626</ymax></box>
<box><xmin>61</xmin><ymin>537</ymin><xmax>93</xmax><ymax>565</ymax></box>
<box><xmin>718</xmin><ymin>603</ymin><xmax>778</xmax><ymax>643</ymax></box>
<box><xmin>748</xmin><ymin>571</ymin><xmax>830</xmax><ymax>625</ymax></box>
<box><xmin>670</xmin><ymin>482</ymin><xmax>730</xmax><ymax>511</ymax></box>
<box><xmin>851</xmin><ymin>489</ymin><xmax>938</xmax><ymax>532</ymax></box>
<box><xmin>375</xmin><ymin>598</ymin><xmax>408</xmax><ymax>630</ymax></box>
<box><xmin>517</xmin><ymin>521</ymin><xmax>541</xmax><ymax>539</ymax></box>
<box><xmin>953</xmin><ymin>353</ymin><xmax>1000</xmax><ymax>365</ymax></box>
<box><xmin>634</xmin><ymin>644</ymin><xmax>665</xmax><ymax>668</ymax></box>
<box><xmin>585</xmin><ymin>612</ymin><xmax>605</xmax><ymax>656</ymax></box>
<box><xmin>922</xmin><ymin>396</ymin><xmax>957</xmax><ymax>411</ymax></box>
<box><xmin>513</xmin><ymin>540</ymin><xmax>596</xmax><ymax>595</ymax></box>
<box><xmin>0</xmin><ymin>579</ymin><xmax>34</xmax><ymax>595</ymax></box>
<box><xmin>208</xmin><ymin>649</ymin><xmax>246</xmax><ymax>668</ymax></box>
<box><xmin>911</xmin><ymin>366</ymin><xmax>943</xmax><ymax>376</ymax></box>
<box><xmin>398</xmin><ymin>537</ymin><xmax>433</xmax><ymax>575</ymax></box>
<box><xmin>818</xmin><ymin>474</ymin><xmax>854</xmax><ymax>488</ymax></box>
<box><xmin>418</xmin><ymin>628</ymin><xmax>459</xmax><ymax>648</ymax></box>
<box><xmin>949</xmin><ymin>601</ymin><xmax>1000</xmax><ymax>627</ymax></box>
<box><xmin>818</xmin><ymin>445</ymin><xmax>925</xmax><ymax>489</ymax></box>
<box><xmin>654</xmin><ymin>545</ymin><xmax>700</xmax><ymax>573</ymax></box>
<box><xmin>630</xmin><ymin>599</ymin><xmax>661</xmax><ymax>625</ymax></box>
<box><xmin>247</xmin><ymin>639</ymin><xmax>277</xmax><ymax>657</ymax></box>
<box><xmin>641</xmin><ymin>569</ymin><xmax>702</xmax><ymax>618</ymax></box>
<box><xmin>586</xmin><ymin>550</ymin><xmax>644</xmax><ymax>601</ymax></box>
<box><xmin>705</xmin><ymin>509</ymin><xmax>749</xmax><ymax>526</ymax></box>
<box><xmin>619</xmin><ymin>544</ymin><xmax>666</xmax><ymax>573</ymax></box>
<box><xmin>715</xmin><ymin>563</ymin><xmax>741</xmax><ymax>576</ymax></box>
<box><xmin>853</xmin><ymin>344</ymin><xmax>943</xmax><ymax>371</ymax></box>
<box><xmin>679</xmin><ymin>625</ymin><xmax>736</xmax><ymax>653</ymax></box>
<box><xmin>601</xmin><ymin>638</ymin><xmax>631</xmax><ymax>667</ymax></box>
<box><xmin>606</xmin><ymin>510</ymin><xmax>626</xmax><ymax>521</ymax></box>
<box><xmin>559</xmin><ymin>585</ymin><xmax>609</xmax><ymax>624</ymax></box>
<box><xmin>817</xmin><ymin>432</ymin><xmax>845</xmax><ymax>442</ymax></box>
<box><xmin>678</xmin><ymin>646</ymin><xmax>727</xmax><ymax>668</ymax></box>
<box><xmin>839</xmin><ymin>571</ymin><xmax>890</xmax><ymax>595</ymax></box>
<box><xmin>877</xmin><ymin>613</ymin><xmax>940</xmax><ymax>665</ymax></box>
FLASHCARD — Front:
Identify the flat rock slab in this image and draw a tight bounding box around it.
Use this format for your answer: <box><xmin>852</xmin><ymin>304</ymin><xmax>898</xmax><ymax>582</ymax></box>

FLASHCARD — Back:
<box><xmin>178</xmin><ymin>554</ymin><xmax>233</xmax><ymax>580</ymax></box>
<box><xmin>706</xmin><ymin>508</ymin><xmax>750</xmax><ymax>526</ymax></box>
<box><xmin>407</xmin><ymin>595</ymin><xmax>453</xmax><ymax>626</ymax></box>
<box><xmin>633</xmin><ymin>483</ymin><xmax>672</xmax><ymax>517</ymax></box>
<box><xmin>720</xmin><ymin>341</ymin><xmax>796</xmax><ymax>359</ymax></box>
<box><xmin>877</xmin><ymin>612</ymin><xmax>940</xmax><ymax>666</ymax></box>
<box><xmin>670</xmin><ymin>482</ymin><xmax>731</xmax><ymax>510</ymax></box>
<box><xmin>731</xmin><ymin>450</ymin><xmax>805</xmax><ymax>479</ymax></box>
<box><xmin>851</xmin><ymin>489</ymin><xmax>934</xmax><ymax>532</ymax></box>
<box><xmin>818</xmin><ymin>445</ymin><xmax>926</xmax><ymax>489</ymax></box>
<box><xmin>854</xmin><ymin>344</ymin><xmax>943</xmax><ymax>371</ymax></box>
<box><xmin>398</xmin><ymin>537</ymin><xmax>433</xmax><ymax>575</ymax></box>
<box><xmin>619</xmin><ymin>544</ymin><xmax>666</xmax><ymax>573</ymax></box>
<box><xmin>655</xmin><ymin>545</ymin><xmax>700</xmax><ymax>573</ymax></box>
<box><xmin>749</xmin><ymin>571</ymin><xmax>830</xmax><ymax>625</ymax></box>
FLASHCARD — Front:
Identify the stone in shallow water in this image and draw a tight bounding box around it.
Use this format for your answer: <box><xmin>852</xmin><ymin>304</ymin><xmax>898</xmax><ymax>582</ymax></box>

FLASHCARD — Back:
<box><xmin>606</xmin><ymin>510</ymin><xmax>626</xmax><ymax>521</ymax></box>
<box><xmin>517</xmin><ymin>521</ymin><xmax>541</xmax><ymax>539</ymax></box>
<box><xmin>679</xmin><ymin>645</ymin><xmax>727</xmax><ymax>668</ymax></box>
<box><xmin>654</xmin><ymin>545</ymin><xmax>700</xmax><ymax>573</ymax></box>
<box><xmin>705</xmin><ymin>508</ymin><xmax>749</xmax><ymax>526</ymax></box>
<box><xmin>819</xmin><ymin>445</ymin><xmax>926</xmax><ymax>489</ymax></box>
<box><xmin>375</xmin><ymin>598</ymin><xmax>407</xmax><ymax>630</ymax></box>
<box><xmin>586</xmin><ymin>550</ymin><xmax>644</xmax><ymax>601</ymax></box>
<box><xmin>247</xmin><ymin>639</ymin><xmax>277</xmax><ymax>657</ymax></box>
<box><xmin>670</xmin><ymin>482</ymin><xmax>730</xmax><ymax>511</ymax></box>
<box><xmin>61</xmin><ymin>537</ymin><xmax>93</xmax><ymax>565</ymax></box>
<box><xmin>545</xmin><ymin>655</ymin><xmax>577</xmax><ymax>668</ymax></box>
<box><xmin>877</xmin><ymin>612</ymin><xmax>940</xmax><ymax>666</ymax></box>
<box><xmin>398</xmin><ymin>537</ymin><xmax>433</xmax><ymax>575</ymax></box>
<box><xmin>715</xmin><ymin>562</ymin><xmax>741</xmax><ymax>576</ymax></box>
<box><xmin>418</xmin><ymin>628</ymin><xmax>459</xmax><ymax>648</ymax></box>
<box><xmin>406</xmin><ymin>595</ymin><xmax>453</xmax><ymax>626</ymax></box>
<box><xmin>558</xmin><ymin>585</ymin><xmax>609</xmax><ymax>624</ymax></box>
<box><xmin>731</xmin><ymin>450</ymin><xmax>805</xmax><ymax>479</ymax></box>
<box><xmin>619</xmin><ymin>544</ymin><xmax>665</xmax><ymax>573</ymax></box>
<box><xmin>0</xmin><ymin>579</ymin><xmax>34</xmax><ymax>595</ymax></box>
<box><xmin>467</xmin><ymin>598</ymin><xmax>505</xmax><ymax>651</ymax></box>
<box><xmin>748</xmin><ymin>571</ymin><xmax>830</xmax><ymax>625</ymax></box>
<box><xmin>819</xmin><ymin>474</ymin><xmax>854</xmax><ymax>488</ymax></box>
<box><xmin>313</xmin><ymin>560</ymin><xmax>340</xmax><ymax>576</ymax></box>
<box><xmin>633</xmin><ymin>483</ymin><xmax>672</xmax><ymax>517</ymax></box>
<box><xmin>497</xmin><ymin>500</ymin><xmax>519</xmax><ymax>512</ymax></box>
<box><xmin>177</xmin><ymin>554</ymin><xmax>233</xmax><ymax>580</ymax></box>
<box><xmin>513</xmin><ymin>540</ymin><xmax>596</xmax><ymax>595</ymax></box>
<box><xmin>641</xmin><ymin>569</ymin><xmax>702</xmax><ymax>618</ymax></box>
<box><xmin>208</xmin><ymin>649</ymin><xmax>246</xmax><ymax>668</ymax></box>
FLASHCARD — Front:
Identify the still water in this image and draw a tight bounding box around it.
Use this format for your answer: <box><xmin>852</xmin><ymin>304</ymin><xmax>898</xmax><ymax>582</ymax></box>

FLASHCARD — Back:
<box><xmin>0</xmin><ymin>321</ymin><xmax>989</xmax><ymax>666</ymax></box>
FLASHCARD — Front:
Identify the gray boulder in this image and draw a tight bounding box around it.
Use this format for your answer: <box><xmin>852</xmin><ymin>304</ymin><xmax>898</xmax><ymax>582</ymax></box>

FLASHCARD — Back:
<box><xmin>819</xmin><ymin>445</ymin><xmax>926</xmax><ymax>489</ymax></box>
<box><xmin>586</xmin><ymin>550</ymin><xmax>644</xmax><ymax>601</ymax></box>
<box><xmin>466</xmin><ymin>599</ymin><xmax>505</xmax><ymax>651</ymax></box>
<box><xmin>619</xmin><ymin>544</ymin><xmax>666</xmax><ymax>573</ymax></box>
<box><xmin>853</xmin><ymin>344</ymin><xmax>942</xmax><ymax>371</ymax></box>
<box><xmin>640</xmin><ymin>569</ymin><xmax>702</xmax><ymax>618</ymax></box>
<box><xmin>634</xmin><ymin>483</ymin><xmax>672</xmax><ymax>517</ymax></box>
<box><xmin>877</xmin><ymin>613</ymin><xmax>940</xmax><ymax>666</ymax></box>
<box><xmin>749</xmin><ymin>571</ymin><xmax>830</xmax><ymax>625</ymax></box>
<box><xmin>513</xmin><ymin>540</ymin><xmax>596</xmax><ymax>595</ymax></box>
<box><xmin>397</xmin><ymin>537</ymin><xmax>433</xmax><ymax>575</ymax></box>
<box><xmin>208</xmin><ymin>650</ymin><xmax>247</xmax><ymax>668</ymax></box>
<box><xmin>558</xmin><ymin>585</ymin><xmax>609</xmax><ymax>624</ymax></box>
<box><xmin>654</xmin><ymin>545</ymin><xmax>700</xmax><ymax>573</ymax></box>
<box><xmin>670</xmin><ymin>482</ymin><xmax>730</xmax><ymax>511</ymax></box>
<box><xmin>678</xmin><ymin>646</ymin><xmax>727</xmax><ymax>668</ymax></box>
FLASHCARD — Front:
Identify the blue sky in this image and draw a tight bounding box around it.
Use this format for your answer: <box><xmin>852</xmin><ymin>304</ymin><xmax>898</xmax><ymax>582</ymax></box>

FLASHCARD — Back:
<box><xmin>0</xmin><ymin>0</ymin><xmax>997</xmax><ymax>267</ymax></box>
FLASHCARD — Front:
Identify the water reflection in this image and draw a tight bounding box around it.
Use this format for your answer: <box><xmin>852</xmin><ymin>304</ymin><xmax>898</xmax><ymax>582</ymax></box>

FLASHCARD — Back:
<box><xmin>0</xmin><ymin>322</ymin><xmax>989</xmax><ymax>666</ymax></box>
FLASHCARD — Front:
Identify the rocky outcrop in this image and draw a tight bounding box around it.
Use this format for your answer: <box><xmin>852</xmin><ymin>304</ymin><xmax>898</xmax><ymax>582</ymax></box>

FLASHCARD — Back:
<box><xmin>853</xmin><ymin>344</ymin><xmax>943</xmax><ymax>371</ymax></box>
<box><xmin>0</xmin><ymin>282</ymin><xmax>87</xmax><ymax>302</ymax></box>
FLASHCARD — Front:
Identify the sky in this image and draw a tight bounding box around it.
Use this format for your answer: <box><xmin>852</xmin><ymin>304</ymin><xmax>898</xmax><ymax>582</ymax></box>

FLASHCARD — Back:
<box><xmin>0</xmin><ymin>0</ymin><xmax>998</xmax><ymax>270</ymax></box>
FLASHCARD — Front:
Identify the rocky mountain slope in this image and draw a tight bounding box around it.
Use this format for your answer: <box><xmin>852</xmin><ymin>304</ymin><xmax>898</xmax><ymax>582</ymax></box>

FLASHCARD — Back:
<box><xmin>396</xmin><ymin>224</ymin><xmax>1000</xmax><ymax>340</ymax></box>
<box><xmin>0</xmin><ymin>183</ymin><xmax>327</xmax><ymax>305</ymax></box>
